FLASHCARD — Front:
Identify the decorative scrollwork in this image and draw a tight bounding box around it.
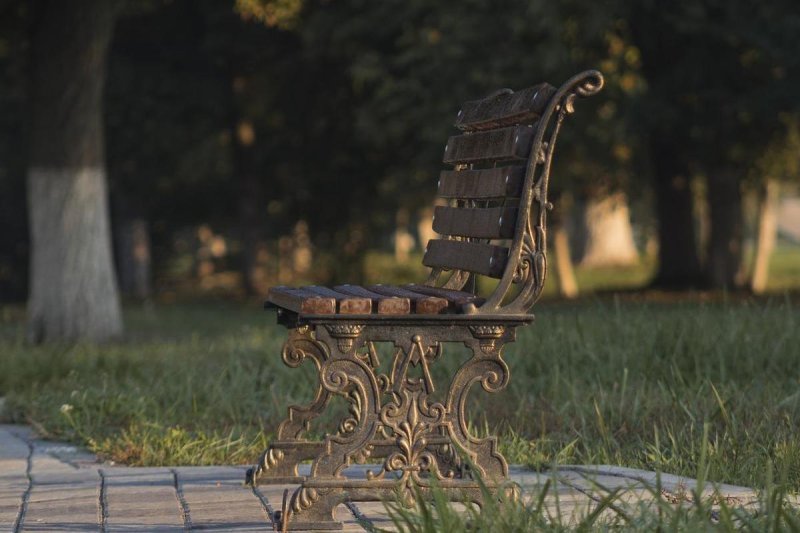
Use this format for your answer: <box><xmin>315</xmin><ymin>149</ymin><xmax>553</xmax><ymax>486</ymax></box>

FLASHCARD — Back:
<box><xmin>336</xmin><ymin>389</ymin><xmax>363</xmax><ymax>436</ymax></box>
<box><xmin>276</xmin><ymin>327</ymin><xmax>332</xmax><ymax>440</ymax></box>
<box><xmin>281</xmin><ymin>326</ymin><xmax>328</xmax><ymax>368</ymax></box>
<box><xmin>390</xmin><ymin>335</ymin><xmax>442</xmax><ymax>394</ymax></box>
<box><xmin>469</xmin><ymin>324</ymin><xmax>507</xmax><ymax>353</ymax></box>
<box><xmin>442</xmin><ymin>352</ymin><xmax>510</xmax><ymax>481</ymax></box>
<box><xmin>467</xmin><ymin>70</ymin><xmax>604</xmax><ymax>315</ymax></box>
<box><xmin>325</xmin><ymin>324</ymin><xmax>365</xmax><ymax>352</ymax></box>
<box><xmin>355</xmin><ymin>341</ymin><xmax>380</xmax><ymax>368</ymax></box>
<box><xmin>290</xmin><ymin>486</ymin><xmax>319</xmax><ymax>514</ymax></box>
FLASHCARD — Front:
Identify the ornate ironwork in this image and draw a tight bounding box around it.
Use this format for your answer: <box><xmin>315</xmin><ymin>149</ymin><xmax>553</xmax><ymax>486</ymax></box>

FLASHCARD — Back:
<box><xmin>250</xmin><ymin>71</ymin><xmax>604</xmax><ymax>529</ymax></box>
<box><xmin>434</xmin><ymin>70</ymin><xmax>605</xmax><ymax>314</ymax></box>
<box><xmin>250</xmin><ymin>318</ymin><xmax>526</xmax><ymax>530</ymax></box>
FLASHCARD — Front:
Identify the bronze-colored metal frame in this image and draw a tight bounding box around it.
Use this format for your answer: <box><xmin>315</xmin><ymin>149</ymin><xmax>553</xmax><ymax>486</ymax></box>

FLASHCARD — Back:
<box><xmin>247</xmin><ymin>71</ymin><xmax>604</xmax><ymax>531</ymax></box>
<box><xmin>426</xmin><ymin>70</ymin><xmax>604</xmax><ymax>314</ymax></box>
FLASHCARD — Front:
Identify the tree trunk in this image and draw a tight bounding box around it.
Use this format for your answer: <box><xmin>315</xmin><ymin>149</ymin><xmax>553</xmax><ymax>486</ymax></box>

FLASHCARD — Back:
<box><xmin>27</xmin><ymin>0</ymin><xmax>123</xmax><ymax>343</ymax></box>
<box><xmin>650</xmin><ymin>141</ymin><xmax>702</xmax><ymax>288</ymax></box>
<box><xmin>116</xmin><ymin>217</ymin><xmax>152</xmax><ymax>301</ymax></box>
<box><xmin>750</xmin><ymin>179</ymin><xmax>779</xmax><ymax>294</ymax></box>
<box><xmin>229</xmin><ymin>74</ymin><xmax>266</xmax><ymax>296</ymax></box>
<box><xmin>550</xmin><ymin>192</ymin><xmax>578</xmax><ymax>298</ymax></box>
<box><xmin>394</xmin><ymin>208</ymin><xmax>414</xmax><ymax>262</ymax></box>
<box><xmin>553</xmin><ymin>223</ymin><xmax>578</xmax><ymax>298</ymax></box>
<box><xmin>579</xmin><ymin>192</ymin><xmax>639</xmax><ymax>267</ymax></box>
<box><xmin>706</xmin><ymin>168</ymin><xmax>744</xmax><ymax>289</ymax></box>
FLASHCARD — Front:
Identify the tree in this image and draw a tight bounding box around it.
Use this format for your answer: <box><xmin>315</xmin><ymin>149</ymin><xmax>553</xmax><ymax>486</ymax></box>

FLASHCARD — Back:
<box><xmin>749</xmin><ymin>117</ymin><xmax>800</xmax><ymax>293</ymax></box>
<box><xmin>630</xmin><ymin>0</ymin><xmax>800</xmax><ymax>289</ymax></box>
<box><xmin>27</xmin><ymin>0</ymin><xmax>124</xmax><ymax>342</ymax></box>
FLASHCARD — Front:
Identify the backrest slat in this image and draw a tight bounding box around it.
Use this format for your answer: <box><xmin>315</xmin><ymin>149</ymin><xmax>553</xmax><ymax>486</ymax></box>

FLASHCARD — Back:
<box><xmin>443</xmin><ymin>125</ymin><xmax>535</xmax><ymax>166</ymax></box>
<box><xmin>432</xmin><ymin>205</ymin><xmax>517</xmax><ymax>239</ymax></box>
<box><xmin>423</xmin><ymin>239</ymin><xmax>508</xmax><ymax>278</ymax></box>
<box><xmin>422</xmin><ymin>70</ymin><xmax>604</xmax><ymax>312</ymax></box>
<box><xmin>454</xmin><ymin>83</ymin><xmax>556</xmax><ymax>132</ymax></box>
<box><xmin>438</xmin><ymin>166</ymin><xmax>525</xmax><ymax>199</ymax></box>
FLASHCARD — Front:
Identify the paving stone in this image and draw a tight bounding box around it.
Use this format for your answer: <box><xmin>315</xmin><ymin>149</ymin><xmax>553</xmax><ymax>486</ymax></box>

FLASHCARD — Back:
<box><xmin>0</xmin><ymin>428</ymin><xmax>30</xmax><ymax>461</ymax></box>
<box><xmin>104</xmin><ymin>471</ymin><xmax>185</xmax><ymax>532</ymax></box>
<box><xmin>0</xmin><ymin>425</ymin><xmax>777</xmax><ymax>531</ymax></box>
<box><xmin>0</xmin><ymin>488</ymin><xmax>24</xmax><ymax>532</ymax></box>
<box><xmin>176</xmin><ymin>468</ymin><xmax>270</xmax><ymax>531</ymax></box>
<box><xmin>21</xmin><ymin>481</ymin><xmax>98</xmax><ymax>532</ymax></box>
<box><xmin>561</xmin><ymin>465</ymin><xmax>760</xmax><ymax>505</ymax></box>
<box><xmin>0</xmin><ymin>427</ymin><xmax>30</xmax><ymax>531</ymax></box>
<box><xmin>350</xmin><ymin>501</ymin><xmax>393</xmax><ymax>529</ymax></box>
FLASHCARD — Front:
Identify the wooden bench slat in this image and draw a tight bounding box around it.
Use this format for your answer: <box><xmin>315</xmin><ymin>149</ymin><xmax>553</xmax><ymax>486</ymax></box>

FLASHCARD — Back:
<box><xmin>432</xmin><ymin>205</ymin><xmax>517</xmax><ymax>239</ymax></box>
<box><xmin>405</xmin><ymin>285</ymin><xmax>485</xmax><ymax>307</ymax></box>
<box><xmin>454</xmin><ymin>83</ymin><xmax>556</xmax><ymax>132</ymax></box>
<box><xmin>305</xmin><ymin>286</ymin><xmax>372</xmax><ymax>314</ymax></box>
<box><xmin>443</xmin><ymin>125</ymin><xmax>535</xmax><ymax>166</ymax></box>
<box><xmin>438</xmin><ymin>166</ymin><xmax>526</xmax><ymax>199</ymax></box>
<box><xmin>367</xmin><ymin>285</ymin><xmax>449</xmax><ymax>314</ymax></box>
<box><xmin>267</xmin><ymin>287</ymin><xmax>336</xmax><ymax>314</ymax></box>
<box><xmin>423</xmin><ymin>239</ymin><xmax>508</xmax><ymax>278</ymax></box>
<box><xmin>333</xmin><ymin>285</ymin><xmax>411</xmax><ymax>315</ymax></box>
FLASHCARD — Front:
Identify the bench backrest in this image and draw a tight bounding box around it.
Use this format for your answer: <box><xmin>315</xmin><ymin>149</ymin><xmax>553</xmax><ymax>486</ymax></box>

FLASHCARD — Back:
<box><xmin>422</xmin><ymin>70</ymin><xmax>604</xmax><ymax>315</ymax></box>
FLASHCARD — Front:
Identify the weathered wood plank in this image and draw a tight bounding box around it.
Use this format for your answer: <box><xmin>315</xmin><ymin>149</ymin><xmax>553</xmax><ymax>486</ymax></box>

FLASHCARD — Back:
<box><xmin>333</xmin><ymin>285</ymin><xmax>411</xmax><ymax>315</ymax></box>
<box><xmin>438</xmin><ymin>166</ymin><xmax>526</xmax><ymax>199</ymax></box>
<box><xmin>267</xmin><ymin>287</ymin><xmax>336</xmax><ymax>315</ymax></box>
<box><xmin>423</xmin><ymin>240</ymin><xmax>508</xmax><ymax>278</ymax></box>
<box><xmin>454</xmin><ymin>83</ymin><xmax>556</xmax><ymax>132</ymax></box>
<box><xmin>432</xmin><ymin>205</ymin><xmax>517</xmax><ymax>239</ymax></box>
<box><xmin>305</xmin><ymin>286</ymin><xmax>372</xmax><ymax>315</ymax></box>
<box><xmin>367</xmin><ymin>285</ymin><xmax>449</xmax><ymax>314</ymax></box>
<box><xmin>443</xmin><ymin>125</ymin><xmax>535</xmax><ymax>166</ymax></box>
<box><xmin>405</xmin><ymin>285</ymin><xmax>486</xmax><ymax>308</ymax></box>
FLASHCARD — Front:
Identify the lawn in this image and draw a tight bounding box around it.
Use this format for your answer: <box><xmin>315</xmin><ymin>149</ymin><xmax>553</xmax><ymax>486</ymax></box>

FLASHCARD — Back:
<box><xmin>1</xmin><ymin>294</ymin><xmax>799</xmax><ymax>499</ymax></box>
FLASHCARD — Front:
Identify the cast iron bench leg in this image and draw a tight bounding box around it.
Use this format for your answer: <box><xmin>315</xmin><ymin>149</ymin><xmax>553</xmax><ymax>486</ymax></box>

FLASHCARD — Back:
<box><xmin>247</xmin><ymin>326</ymin><xmax>332</xmax><ymax>484</ymax></box>
<box><xmin>277</xmin><ymin>322</ymin><xmax>519</xmax><ymax>531</ymax></box>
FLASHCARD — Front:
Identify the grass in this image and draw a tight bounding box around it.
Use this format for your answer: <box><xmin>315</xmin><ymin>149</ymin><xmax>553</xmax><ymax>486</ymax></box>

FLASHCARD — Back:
<box><xmin>384</xmin><ymin>469</ymin><xmax>800</xmax><ymax>531</ymax></box>
<box><xmin>1</xmin><ymin>293</ymin><xmax>800</xmax><ymax>530</ymax></box>
<box><xmin>1</xmin><ymin>296</ymin><xmax>799</xmax><ymax>489</ymax></box>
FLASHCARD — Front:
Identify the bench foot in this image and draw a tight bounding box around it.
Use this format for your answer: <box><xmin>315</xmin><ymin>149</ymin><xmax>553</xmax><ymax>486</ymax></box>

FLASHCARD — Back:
<box><xmin>277</xmin><ymin>475</ymin><xmax>514</xmax><ymax>531</ymax></box>
<box><xmin>247</xmin><ymin>441</ymin><xmax>327</xmax><ymax>485</ymax></box>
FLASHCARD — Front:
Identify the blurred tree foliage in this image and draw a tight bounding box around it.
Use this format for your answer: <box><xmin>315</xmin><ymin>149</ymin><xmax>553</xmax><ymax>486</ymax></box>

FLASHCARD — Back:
<box><xmin>0</xmin><ymin>0</ymin><xmax>798</xmax><ymax>300</ymax></box>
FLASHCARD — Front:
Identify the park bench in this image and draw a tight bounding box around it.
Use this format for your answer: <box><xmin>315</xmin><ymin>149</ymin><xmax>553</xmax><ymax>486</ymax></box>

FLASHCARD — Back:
<box><xmin>247</xmin><ymin>69</ymin><xmax>604</xmax><ymax>531</ymax></box>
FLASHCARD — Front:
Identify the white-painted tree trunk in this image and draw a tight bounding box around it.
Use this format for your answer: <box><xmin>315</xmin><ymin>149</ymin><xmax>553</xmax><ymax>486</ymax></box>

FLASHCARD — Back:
<box><xmin>580</xmin><ymin>192</ymin><xmax>639</xmax><ymax>267</ymax></box>
<box><xmin>553</xmin><ymin>224</ymin><xmax>578</xmax><ymax>298</ymax></box>
<box><xmin>28</xmin><ymin>169</ymin><xmax>122</xmax><ymax>341</ymax></box>
<box><xmin>26</xmin><ymin>0</ymin><xmax>123</xmax><ymax>342</ymax></box>
<box><xmin>750</xmin><ymin>179</ymin><xmax>779</xmax><ymax>294</ymax></box>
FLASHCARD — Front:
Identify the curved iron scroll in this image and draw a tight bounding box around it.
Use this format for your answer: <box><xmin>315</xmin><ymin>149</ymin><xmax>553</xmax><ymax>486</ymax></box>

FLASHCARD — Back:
<box><xmin>465</xmin><ymin>69</ymin><xmax>604</xmax><ymax>314</ymax></box>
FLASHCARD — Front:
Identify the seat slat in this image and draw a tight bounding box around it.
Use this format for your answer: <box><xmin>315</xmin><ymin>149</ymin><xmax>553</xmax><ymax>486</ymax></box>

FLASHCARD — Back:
<box><xmin>405</xmin><ymin>285</ymin><xmax>485</xmax><ymax>308</ymax></box>
<box><xmin>267</xmin><ymin>287</ymin><xmax>336</xmax><ymax>314</ymax></box>
<box><xmin>423</xmin><ymin>240</ymin><xmax>509</xmax><ymax>278</ymax></box>
<box><xmin>438</xmin><ymin>166</ymin><xmax>526</xmax><ymax>199</ymax></box>
<box><xmin>367</xmin><ymin>285</ymin><xmax>449</xmax><ymax>314</ymax></box>
<box><xmin>443</xmin><ymin>125</ymin><xmax>535</xmax><ymax>166</ymax></box>
<box><xmin>305</xmin><ymin>286</ymin><xmax>372</xmax><ymax>314</ymax></box>
<box><xmin>432</xmin><ymin>205</ymin><xmax>517</xmax><ymax>239</ymax></box>
<box><xmin>454</xmin><ymin>83</ymin><xmax>556</xmax><ymax>132</ymax></box>
<box><xmin>333</xmin><ymin>285</ymin><xmax>411</xmax><ymax>315</ymax></box>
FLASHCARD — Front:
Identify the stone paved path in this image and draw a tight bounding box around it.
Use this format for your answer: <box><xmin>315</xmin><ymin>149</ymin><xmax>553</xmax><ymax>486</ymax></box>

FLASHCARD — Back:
<box><xmin>0</xmin><ymin>424</ymin><xmax>762</xmax><ymax>532</ymax></box>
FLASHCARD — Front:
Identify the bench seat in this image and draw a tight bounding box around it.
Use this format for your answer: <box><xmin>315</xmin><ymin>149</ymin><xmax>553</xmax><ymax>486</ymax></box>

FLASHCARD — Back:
<box><xmin>266</xmin><ymin>284</ymin><xmax>485</xmax><ymax>315</ymax></box>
